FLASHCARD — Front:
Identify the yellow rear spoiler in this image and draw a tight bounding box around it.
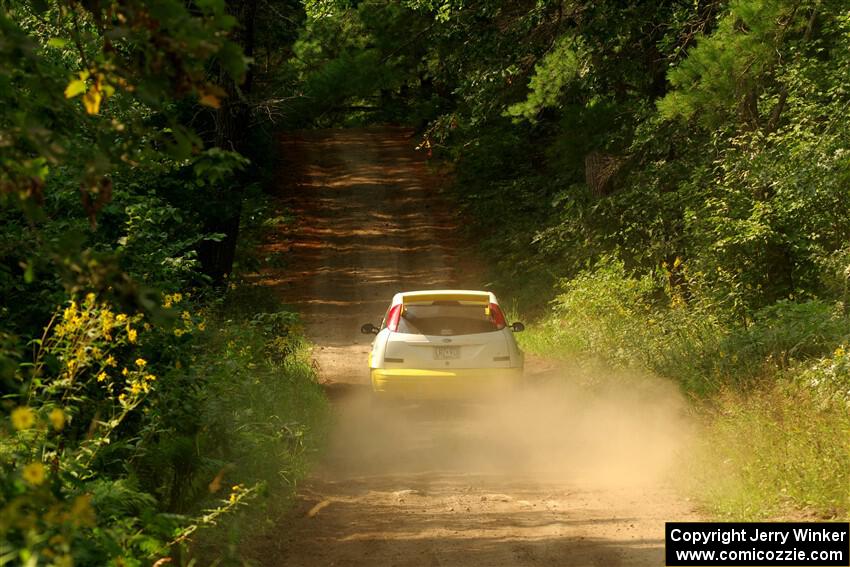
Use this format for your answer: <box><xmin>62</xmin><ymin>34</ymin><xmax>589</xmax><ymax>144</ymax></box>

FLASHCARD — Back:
<box><xmin>402</xmin><ymin>292</ymin><xmax>491</xmax><ymax>305</ymax></box>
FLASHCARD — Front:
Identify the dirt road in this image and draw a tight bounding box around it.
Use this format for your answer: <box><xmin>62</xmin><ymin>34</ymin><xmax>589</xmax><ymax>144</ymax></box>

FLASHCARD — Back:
<box><xmin>248</xmin><ymin>127</ymin><xmax>698</xmax><ymax>566</ymax></box>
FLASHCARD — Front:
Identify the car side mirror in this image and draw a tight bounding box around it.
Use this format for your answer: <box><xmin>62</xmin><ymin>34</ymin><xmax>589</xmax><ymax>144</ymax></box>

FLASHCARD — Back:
<box><xmin>361</xmin><ymin>323</ymin><xmax>379</xmax><ymax>335</ymax></box>
<box><xmin>510</xmin><ymin>322</ymin><xmax>525</xmax><ymax>332</ymax></box>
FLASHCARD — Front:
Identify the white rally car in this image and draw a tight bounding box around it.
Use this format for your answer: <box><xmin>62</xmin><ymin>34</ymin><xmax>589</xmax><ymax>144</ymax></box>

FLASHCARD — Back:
<box><xmin>360</xmin><ymin>290</ymin><xmax>525</xmax><ymax>399</ymax></box>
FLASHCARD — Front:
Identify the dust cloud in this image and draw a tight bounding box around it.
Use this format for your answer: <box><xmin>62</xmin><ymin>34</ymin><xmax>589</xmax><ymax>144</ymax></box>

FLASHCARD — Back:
<box><xmin>323</xmin><ymin>368</ymin><xmax>695</xmax><ymax>491</ymax></box>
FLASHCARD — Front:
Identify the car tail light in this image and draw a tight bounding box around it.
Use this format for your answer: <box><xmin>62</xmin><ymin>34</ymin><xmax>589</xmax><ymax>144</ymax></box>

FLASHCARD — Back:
<box><xmin>489</xmin><ymin>302</ymin><xmax>506</xmax><ymax>330</ymax></box>
<box><xmin>386</xmin><ymin>304</ymin><xmax>402</xmax><ymax>331</ymax></box>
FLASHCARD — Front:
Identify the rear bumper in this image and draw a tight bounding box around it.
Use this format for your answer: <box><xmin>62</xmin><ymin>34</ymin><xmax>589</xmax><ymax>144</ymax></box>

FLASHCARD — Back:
<box><xmin>371</xmin><ymin>367</ymin><xmax>523</xmax><ymax>399</ymax></box>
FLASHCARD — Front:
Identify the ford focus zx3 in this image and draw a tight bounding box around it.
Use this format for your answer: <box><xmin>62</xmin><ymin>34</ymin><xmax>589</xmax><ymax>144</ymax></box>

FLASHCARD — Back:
<box><xmin>360</xmin><ymin>290</ymin><xmax>525</xmax><ymax>399</ymax></box>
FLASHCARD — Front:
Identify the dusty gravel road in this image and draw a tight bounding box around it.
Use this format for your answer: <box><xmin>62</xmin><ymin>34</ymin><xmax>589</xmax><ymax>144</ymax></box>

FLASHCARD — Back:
<box><xmin>246</xmin><ymin>127</ymin><xmax>698</xmax><ymax>566</ymax></box>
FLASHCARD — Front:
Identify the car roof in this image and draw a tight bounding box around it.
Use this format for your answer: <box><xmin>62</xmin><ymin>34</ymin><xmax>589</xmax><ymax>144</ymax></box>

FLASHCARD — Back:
<box><xmin>392</xmin><ymin>289</ymin><xmax>498</xmax><ymax>306</ymax></box>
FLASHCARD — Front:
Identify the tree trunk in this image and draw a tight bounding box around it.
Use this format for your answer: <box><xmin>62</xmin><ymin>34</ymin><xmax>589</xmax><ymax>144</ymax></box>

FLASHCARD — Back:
<box><xmin>198</xmin><ymin>0</ymin><xmax>258</xmax><ymax>283</ymax></box>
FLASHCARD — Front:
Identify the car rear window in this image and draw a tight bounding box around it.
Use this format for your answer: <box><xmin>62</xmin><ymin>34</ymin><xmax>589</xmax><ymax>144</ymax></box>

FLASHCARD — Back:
<box><xmin>394</xmin><ymin>302</ymin><xmax>499</xmax><ymax>336</ymax></box>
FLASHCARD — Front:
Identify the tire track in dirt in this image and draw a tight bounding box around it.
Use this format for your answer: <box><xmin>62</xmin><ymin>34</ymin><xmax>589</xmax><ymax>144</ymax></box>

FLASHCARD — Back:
<box><xmin>246</xmin><ymin>127</ymin><xmax>699</xmax><ymax>566</ymax></box>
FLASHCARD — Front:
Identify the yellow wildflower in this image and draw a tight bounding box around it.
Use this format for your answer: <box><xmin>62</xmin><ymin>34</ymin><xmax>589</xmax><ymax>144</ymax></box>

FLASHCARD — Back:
<box><xmin>143</xmin><ymin>322</ymin><xmax>151</xmax><ymax>331</ymax></box>
<box><xmin>135</xmin><ymin>358</ymin><xmax>147</xmax><ymax>368</ymax></box>
<box><xmin>101</xmin><ymin>310</ymin><xmax>114</xmax><ymax>337</ymax></box>
<box><xmin>229</xmin><ymin>483</ymin><xmax>245</xmax><ymax>503</ymax></box>
<box><xmin>144</xmin><ymin>374</ymin><xmax>156</xmax><ymax>382</ymax></box>
<box><xmin>130</xmin><ymin>382</ymin><xmax>143</xmax><ymax>395</ymax></box>
<box><xmin>181</xmin><ymin>310</ymin><xmax>191</xmax><ymax>321</ymax></box>
<box><xmin>118</xmin><ymin>393</ymin><xmax>127</xmax><ymax>404</ymax></box>
<box><xmin>127</xmin><ymin>327</ymin><xmax>137</xmax><ymax>343</ymax></box>
<box><xmin>85</xmin><ymin>292</ymin><xmax>96</xmax><ymax>306</ymax></box>
<box><xmin>22</xmin><ymin>462</ymin><xmax>46</xmax><ymax>486</ymax></box>
<box><xmin>105</xmin><ymin>355</ymin><xmax>117</xmax><ymax>367</ymax></box>
<box><xmin>163</xmin><ymin>295</ymin><xmax>173</xmax><ymax>309</ymax></box>
<box><xmin>835</xmin><ymin>346</ymin><xmax>846</xmax><ymax>358</ymax></box>
<box><xmin>11</xmin><ymin>407</ymin><xmax>35</xmax><ymax>430</ymax></box>
<box><xmin>116</xmin><ymin>314</ymin><xmax>128</xmax><ymax>324</ymax></box>
<box><xmin>49</xmin><ymin>408</ymin><xmax>66</xmax><ymax>431</ymax></box>
<box><xmin>174</xmin><ymin>328</ymin><xmax>186</xmax><ymax>337</ymax></box>
<box><xmin>172</xmin><ymin>292</ymin><xmax>183</xmax><ymax>303</ymax></box>
<box><xmin>97</xmin><ymin>372</ymin><xmax>108</xmax><ymax>382</ymax></box>
<box><xmin>121</xmin><ymin>367</ymin><xmax>129</xmax><ymax>377</ymax></box>
<box><xmin>197</xmin><ymin>322</ymin><xmax>206</xmax><ymax>331</ymax></box>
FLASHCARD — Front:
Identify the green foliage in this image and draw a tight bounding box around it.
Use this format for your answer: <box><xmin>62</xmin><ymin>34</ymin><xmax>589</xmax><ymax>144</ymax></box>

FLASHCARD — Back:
<box><xmin>0</xmin><ymin>1</ymin><xmax>246</xmax><ymax>215</ymax></box>
<box><xmin>728</xmin><ymin>301</ymin><xmax>848</xmax><ymax>365</ymax></box>
<box><xmin>658</xmin><ymin>0</ymin><xmax>815</xmax><ymax>126</ymax></box>
<box><xmin>549</xmin><ymin>257</ymin><xmax>661</xmax><ymax>365</ymax></box>
<box><xmin>506</xmin><ymin>36</ymin><xmax>586</xmax><ymax>122</ymax></box>
<box><xmin>520</xmin><ymin>257</ymin><xmax>850</xmax><ymax>392</ymax></box>
<box><xmin>282</xmin><ymin>1</ymin><xmax>428</xmax><ymax>125</ymax></box>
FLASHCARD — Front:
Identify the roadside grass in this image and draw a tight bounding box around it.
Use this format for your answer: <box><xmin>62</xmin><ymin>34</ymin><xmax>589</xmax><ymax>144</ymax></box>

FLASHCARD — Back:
<box><xmin>189</xmin><ymin>284</ymin><xmax>330</xmax><ymax>563</ymax></box>
<box><xmin>685</xmin><ymin>381</ymin><xmax>850</xmax><ymax>520</ymax></box>
<box><xmin>513</xmin><ymin>258</ymin><xmax>850</xmax><ymax>521</ymax></box>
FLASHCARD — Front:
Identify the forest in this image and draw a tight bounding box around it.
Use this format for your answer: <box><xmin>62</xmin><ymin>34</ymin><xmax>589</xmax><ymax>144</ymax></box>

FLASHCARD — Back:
<box><xmin>2</xmin><ymin>0</ymin><xmax>849</xmax><ymax>564</ymax></box>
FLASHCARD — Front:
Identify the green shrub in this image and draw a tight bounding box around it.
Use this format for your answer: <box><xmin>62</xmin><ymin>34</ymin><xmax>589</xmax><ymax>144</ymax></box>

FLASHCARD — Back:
<box><xmin>0</xmin><ymin>291</ymin><xmax>327</xmax><ymax>565</ymax></box>
<box><xmin>522</xmin><ymin>257</ymin><xmax>850</xmax><ymax>396</ymax></box>
<box><xmin>520</xmin><ymin>256</ymin><xmax>660</xmax><ymax>363</ymax></box>
<box><xmin>725</xmin><ymin>301</ymin><xmax>849</xmax><ymax>367</ymax></box>
<box><xmin>519</xmin><ymin>256</ymin><xmax>724</xmax><ymax>393</ymax></box>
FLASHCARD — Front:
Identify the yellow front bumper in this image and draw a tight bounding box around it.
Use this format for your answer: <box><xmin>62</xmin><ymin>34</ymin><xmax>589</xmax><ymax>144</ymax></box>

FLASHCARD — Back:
<box><xmin>371</xmin><ymin>367</ymin><xmax>523</xmax><ymax>400</ymax></box>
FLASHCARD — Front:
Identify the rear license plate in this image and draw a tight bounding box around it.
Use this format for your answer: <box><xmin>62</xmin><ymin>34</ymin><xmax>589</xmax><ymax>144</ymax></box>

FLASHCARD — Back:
<box><xmin>433</xmin><ymin>346</ymin><xmax>460</xmax><ymax>360</ymax></box>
